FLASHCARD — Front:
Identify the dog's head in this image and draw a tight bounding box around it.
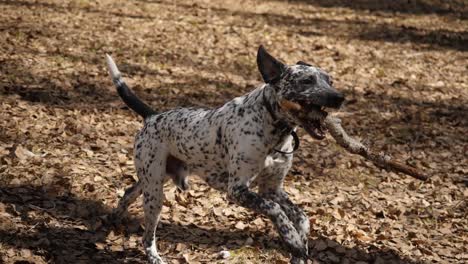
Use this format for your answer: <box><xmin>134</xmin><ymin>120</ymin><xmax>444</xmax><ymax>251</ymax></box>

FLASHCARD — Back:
<box><xmin>257</xmin><ymin>45</ymin><xmax>345</xmax><ymax>140</ymax></box>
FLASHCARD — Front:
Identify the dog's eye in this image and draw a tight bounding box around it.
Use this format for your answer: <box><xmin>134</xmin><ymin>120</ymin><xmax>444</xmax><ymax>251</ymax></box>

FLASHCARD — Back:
<box><xmin>301</xmin><ymin>76</ymin><xmax>316</xmax><ymax>85</ymax></box>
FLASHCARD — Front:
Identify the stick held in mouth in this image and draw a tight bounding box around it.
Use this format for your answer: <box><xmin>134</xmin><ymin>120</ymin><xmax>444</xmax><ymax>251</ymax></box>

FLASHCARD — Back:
<box><xmin>323</xmin><ymin>116</ymin><xmax>429</xmax><ymax>181</ymax></box>
<box><xmin>279</xmin><ymin>99</ymin><xmax>302</xmax><ymax>112</ymax></box>
<box><xmin>277</xmin><ymin>99</ymin><xmax>427</xmax><ymax>181</ymax></box>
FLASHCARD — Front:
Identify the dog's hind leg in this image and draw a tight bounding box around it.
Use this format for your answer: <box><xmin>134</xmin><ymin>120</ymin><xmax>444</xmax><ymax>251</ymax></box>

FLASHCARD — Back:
<box><xmin>111</xmin><ymin>181</ymin><xmax>142</xmax><ymax>221</ymax></box>
<box><xmin>111</xmin><ymin>156</ymin><xmax>187</xmax><ymax>223</ymax></box>
<box><xmin>139</xmin><ymin>146</ymin><xmax>168</xmax><ymax>264</ymax></box>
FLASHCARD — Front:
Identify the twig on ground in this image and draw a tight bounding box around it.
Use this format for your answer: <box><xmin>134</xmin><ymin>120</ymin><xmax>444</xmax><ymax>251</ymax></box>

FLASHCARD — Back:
<box><xmin>324</xmin><ymin>115</ymin><xmax>429</xmax><ymax>181</ymax></box>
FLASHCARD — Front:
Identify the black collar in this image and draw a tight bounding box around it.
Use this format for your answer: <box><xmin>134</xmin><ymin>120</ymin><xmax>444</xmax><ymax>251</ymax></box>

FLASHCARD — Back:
<box><xmin>262</xmin><ymin>87</ymin><xmax>300</xmax><ymax>154</ymax></box>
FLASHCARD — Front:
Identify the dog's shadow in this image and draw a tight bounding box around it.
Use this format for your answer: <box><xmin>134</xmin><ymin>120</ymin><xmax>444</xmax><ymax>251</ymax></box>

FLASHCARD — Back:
<box><xmin>0</xmin><ymin>184</ymin><xmax>419</xmax><ymax>263</ymax></box>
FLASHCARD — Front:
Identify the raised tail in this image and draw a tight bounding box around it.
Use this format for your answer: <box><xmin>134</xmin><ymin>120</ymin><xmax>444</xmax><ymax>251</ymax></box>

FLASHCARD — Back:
<box><xmin>105</xmin><ymin>54</ymin><xmax>157</xmax><ymax>118</ymax></box>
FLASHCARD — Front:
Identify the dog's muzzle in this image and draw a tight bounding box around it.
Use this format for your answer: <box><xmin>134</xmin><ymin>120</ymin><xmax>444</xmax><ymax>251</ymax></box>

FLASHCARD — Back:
<box><xmin>313</xmin><ymin>90</ymin><xmax>345</xmax><ymax>109</ymax></box>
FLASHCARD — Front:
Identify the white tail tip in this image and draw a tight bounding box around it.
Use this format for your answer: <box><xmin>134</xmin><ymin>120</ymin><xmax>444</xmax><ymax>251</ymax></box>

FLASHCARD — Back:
<box><xmin>105</xmin><ymin>54</ymin><xmax>121</xmax><ymax>81</ymax></box>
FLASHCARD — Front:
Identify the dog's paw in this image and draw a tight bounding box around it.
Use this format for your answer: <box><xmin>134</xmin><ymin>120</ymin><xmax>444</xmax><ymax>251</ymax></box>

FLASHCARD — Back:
<box><xmin>177</xmin><ymin>178</ymin><xmax>190</xmax><ymax>191</ymax></box>
<box><xmin>280</xmin><ymin>228</ymin><xmax>308</xmax><ymax>259</ymax></box>
<box><xmin>273</xmin><ymin>213</ymin><xmax>308</xmax><ymax>258</ymax></box>
<box><xmin>102</xmin><ymin>211</ymin><xmax>124</xmax><ymax>228</ymax></box>
<box><xmin>172</xmin><ymin>174</ymin><xmax>190</xmax><ymax>191</ymax></box>
<box><xmin>149</xmin><ymin>256</ymin><xmax>166</xmax><ymax>264</ymax></box>
<box><xmin>290</xmin><ymin>256</ymin><xmax>308</xmax><ymax>264</ymax></box>
<box><xmin>147</xmin><ymin>250</ymin><xmax>166</xmax><ymax>264</ymax></box>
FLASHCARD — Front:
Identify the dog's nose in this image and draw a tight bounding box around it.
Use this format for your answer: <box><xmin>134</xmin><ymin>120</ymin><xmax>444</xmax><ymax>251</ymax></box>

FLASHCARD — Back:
<box><xmin>326</xmin><ymin>92</ymin><xmax>345</xmax><ymax>108</ymax></box>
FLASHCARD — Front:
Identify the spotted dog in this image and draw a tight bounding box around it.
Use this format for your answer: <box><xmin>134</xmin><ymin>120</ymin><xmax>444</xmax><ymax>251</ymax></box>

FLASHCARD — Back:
<box><xmin>105</xmin><ymin>46</ymin><xmax>344</xmax><ymax>264</ymax></box>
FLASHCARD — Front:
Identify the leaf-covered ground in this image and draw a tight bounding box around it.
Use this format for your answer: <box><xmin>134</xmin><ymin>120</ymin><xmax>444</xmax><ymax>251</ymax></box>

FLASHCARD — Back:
<box><xmin>0</xmin><ymin>0</ymin><xmax>467</xmax><ymax>263</ymax></box>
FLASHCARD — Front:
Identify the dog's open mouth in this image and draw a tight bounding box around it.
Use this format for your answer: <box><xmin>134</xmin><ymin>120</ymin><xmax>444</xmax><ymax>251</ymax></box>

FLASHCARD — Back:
<box><xmin>298</xmin><ymin>103</ymin><xmax>328</xmax><ymax>140</ymax></box>
<box><xmin>279</xmin><ymin>100</ymin><xmax>328</xmax><ymax>140</ymax></box>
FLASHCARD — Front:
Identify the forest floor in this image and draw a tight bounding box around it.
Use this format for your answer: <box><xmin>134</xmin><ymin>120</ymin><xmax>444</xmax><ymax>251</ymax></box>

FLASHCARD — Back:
<box><xmin>0</xmin><ymin>0</ymin><xmax>467</xmax><ymax>263</ymax></box>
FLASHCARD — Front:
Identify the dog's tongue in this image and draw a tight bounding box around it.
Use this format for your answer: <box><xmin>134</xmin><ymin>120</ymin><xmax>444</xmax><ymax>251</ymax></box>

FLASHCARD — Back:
<box><xmin>311</xmin><ymin>126</ymin><xmax>326</xmax><ymax>140</ymax></box>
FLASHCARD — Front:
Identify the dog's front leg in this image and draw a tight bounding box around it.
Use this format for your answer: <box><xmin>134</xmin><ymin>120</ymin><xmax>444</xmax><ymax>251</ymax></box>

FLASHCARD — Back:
<box><xmin>262</xmin><ymin>190</ymin><xmax>310</xmax><ymax>264</ymax></box>
<box><xmin>258</xmin><ymin>159</ymin><xmax>310</xmax><ymax>264</ymax></box>
<box><xmin>227</xmin><ymin>162</ymin><xmax>307</xmax><ymax>259</ymax></box>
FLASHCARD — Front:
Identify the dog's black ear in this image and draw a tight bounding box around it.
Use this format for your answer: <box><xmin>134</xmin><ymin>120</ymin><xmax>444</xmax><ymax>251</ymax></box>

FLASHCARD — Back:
<box><xmin>257</xmin><ymin>45</ymin><xmax>286</xmax><ymax>84</ymax></box>
<box><xmin>296</xmin><ymin>61</ymin><xmax>311</xmax><ymax>66</ymax></box>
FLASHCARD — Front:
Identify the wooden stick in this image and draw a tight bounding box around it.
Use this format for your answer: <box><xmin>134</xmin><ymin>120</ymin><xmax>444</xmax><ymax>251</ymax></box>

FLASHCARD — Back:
<box><xmin>324</xmin><ymin>116</ymin><xmax>429</xmax><ymax>181</ymax></box>
<box><xmin>276</xmin><ymin>99</ymin><xmax>428</xmax><ymax>181</ymax></box>
<box><xmin>279</xmin><ymin>99</ymin><xmax>302</xmax><ymax>112</ymax></box>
